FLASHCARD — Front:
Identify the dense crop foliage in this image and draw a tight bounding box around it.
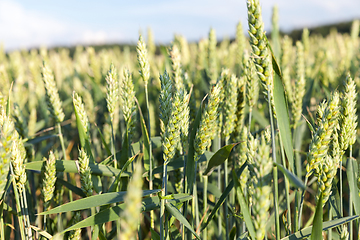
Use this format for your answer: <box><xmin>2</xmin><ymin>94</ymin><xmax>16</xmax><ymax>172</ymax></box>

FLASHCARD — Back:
<box><xmin>1</xmin><ymin>1</ymin><xmax>360</xmax><ymax>239</ymax></box>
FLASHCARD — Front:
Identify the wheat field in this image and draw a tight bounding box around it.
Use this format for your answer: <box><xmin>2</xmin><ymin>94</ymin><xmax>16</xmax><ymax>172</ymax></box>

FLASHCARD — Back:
<box><xmin>0</xmin><ymin>0</ymin><xmax>360</xmax><ymax>239</ymax></box>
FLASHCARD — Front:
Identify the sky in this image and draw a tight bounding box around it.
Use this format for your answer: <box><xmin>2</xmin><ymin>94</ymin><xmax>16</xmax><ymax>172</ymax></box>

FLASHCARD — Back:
<box><xmin>1</xmin><ymin>0</ymin><xmax>360</xmax><ymax>51</ymax></box>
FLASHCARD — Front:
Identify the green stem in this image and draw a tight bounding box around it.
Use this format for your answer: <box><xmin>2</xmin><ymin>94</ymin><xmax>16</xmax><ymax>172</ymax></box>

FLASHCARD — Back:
<box><xmin>279</xmin><ymin>134</ymin><xmax>291</xmax><ymax>235</ymax></box>
<box><xmin>160</xmin><ymin>163</ymin><xmax>168</xmax><ymax>240</ymax></box>
<box><xmin>110</xmin><ymin>121</ymin><xmax>116</xmax><ymax>169</ymax></box>
<box><xmin>340</xmin><ymin>154</ymin><xmax>343</xmax><ymax>217</ymax></box>
<box><xmin>21</xmin><ymin>190</ymin><xmax>32</xmax><ymax>239</ymax></box>
<box><xmin>328</xmin><ymin>202</ymin><xmax>332</xmax><ymax>240</ymax></box>
<box><xmin>57</xmin><ymin>123</ymin><xmax>66</xmax><ymax>161</ymax></box>
<box><xmin>267</xmin><ymin>87</ymin><xmax>280</xmax><ymax>240</ymax></box>
<box><xmin>10</xmin><ymin>165</ymin><xmax>26</xmax><ymax>240</ymax></box>
<box><xmin>349</xmin><ymin>145</ymin><xmax>353</xmax><ymax>240</ymax></box>
<box><xmin>194</xmin><ymin>183</ymin><xmax>199</xmax><ymax>233</ymax></box>
<box><xmin>145</xmin><ymin>85</ymin><xmax>154</xmax><ymax>230</ymax></box>
<box><xmin>224</xmin><ymin>138</ymin><xmax>229</xmax><ymax>240</ymax></box>
<box><xmin>214</xmin><ymin>133</ymin><xmax>222</xmax><ymax>239</ymax></box>
<box><xmin>19</xmin><ymin>191</ymin><xmax>29</xmax><ymax>240</ymax></box>
<box><xmin>0</xmin><ymin>212</ymin><xmax>4</xmax><ymax>240</ymax></box>
<box><xmin>203</xmin><ymin>175</ymin><xmax>208</xmax><ymax>239</ymax></box>
<box><xmin>298</xmin><ymin>176</ymin><xmax>309</xmax><ymax>230</ymax></box>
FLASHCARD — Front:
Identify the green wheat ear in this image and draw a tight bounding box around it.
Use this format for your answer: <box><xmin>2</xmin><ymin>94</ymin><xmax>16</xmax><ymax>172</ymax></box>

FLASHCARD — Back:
<box><xmin>72</xmin><ymin>91</ymin><xmax>90</xmax><ymax>137</ymax></box>
<box><xmin>306</xmin><ymin>91</ymin><xmax>340</xmax><ymax>177</ymax></box>
<box><xmin>0</xmin><ymin>110</ymin><xmax>13</xmax><ymax>197</ymax></box>
<box><xmin>159</xmin><ymin>70</ymin><xmax>173</xmax><ymax>135</ymax></box>
<box><xmin>223</xmin><ymin>74</ymin><xmax>239</xmax><ymax>139</ymax></box>
<box><xmin>292</xmin><ymin>41</ymin><xmax>306</xmax><ymax>128</ymax></box>
<box><xmin>169</xmin><ymin>44</ymin><xmax>185</xmax><ymax>92</ymax></box>
<box><xmin>78</xmin><ymin>148</ymin><xmax>93</xmax><ymax>197</ymax></box>
<box><xmin>120</xmin><ymin>68</ymin><xmax>137</xmax><ymax>142</ymax></box>
<box><xmin>247</xmin><ymin>0</ymin><xmax>276</xmax><ymax>118</ymax></box>
<box><xmin>208</xmin><ymin>28</ymin><xmax>218</xmax><ymax>85</ymax></box>
<box><xmin>137</xmin><ymin>35</ymin><xmax>150</xmax><ymax>85</ymax></box>
<box><xmin>42</xmin><ymin>151</ymin><xmax>56</xmax><ymax>212</ymax></box>
<box><xmin>105</xmin><ymin>63</ymin><xmax>119</xmax><ymax>124</ymax></box>
<box><xmin>41</xmin><ymin>61</ymin><xmax>65</xmax><ymax>123</ymax></box>
<box><xmin>120</xmin><ymin>161</ymin><xmax>143</xmax><ymax>240</ymax></box>
<box><xmin>339</xmin><ymin>73</ymin><xmax>357</xmax><ymax>153</ymax></box>
<box><xmin>194</xmin><ymin>83</ymin><xmax>221</xmax><ymax>161</ymax></box>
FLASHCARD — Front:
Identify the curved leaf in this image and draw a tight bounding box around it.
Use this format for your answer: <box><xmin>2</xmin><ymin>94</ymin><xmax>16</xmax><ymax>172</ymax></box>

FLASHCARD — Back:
<box><xmin>25</xmin><ymin>160</ymin><xmax>131</xmax><ymax>177</ymax></box>
<box><xmin>347</xmin><ymin>157</ymin><xmax>360</xmax><ymax>215</ymax></box>
<box><xmin>185</xmin><ymin>99</ymin><xmax>204</xmax><ymax>195</ymax></box>
<box><xmin>62</xmin><ymin>193</ymin><xmax>192</xmax><ymax>232</ymax></box>
<box><xmin>109</xmin><ymin>153</ymin><xmax>140</xmax><ymax>192</ymax></box>
<box><xmin>273</xmin><ymin>66</ymin><xmax>294</xmax><ymax>172</ymax></box>
<box><xmin>274</xmin><ymin>162</ymin><xmax>306</xmax><ymax>190</ymax></box>
<box><xmin>232</xmin><ymin>169</ymin><xmax>256</xmax><ymax>239</ymax></box>
<box><xmin>311</xmin><ymin>194</ymin><xmax>323</xmax><ymax>240</ymax></box>
<box><xmin>40</xmin><ymin>189</ymin><xmax>161</xmax><ymax>215</ymax></box>
<box><xmin>281</xmin><ymin>215</ymin><xmax>359</xmax><ymax>240</ymax></box>
<box><xmin>203</xmin><ymin>143</ymin><xmax>239</xmax><ymax>176</ymax></box>
<box><xmin>165</xmin><ymin>203</ymin><xmax>201</xmax><ymax>240</ymax></box>
<box><xmin>201</xmin><ymin>162</ymin><xmax>247</xmax><ymax>231</ymax></box>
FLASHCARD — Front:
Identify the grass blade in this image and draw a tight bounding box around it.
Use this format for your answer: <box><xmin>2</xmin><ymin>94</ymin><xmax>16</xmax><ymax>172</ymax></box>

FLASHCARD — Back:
<box><xmin>201</xmin><ymin>162</ymin><xmax>247</xmax><ymax>231</ymax></box>
<box><xmin>139</xmin><ymin>104</ymin><xmax>151</xmax><ymax>172</ymax></box>
<box><xmin>311</xmin><ymin>194</ymin><xmax>323</xmax><ymax>240</ymax></box>
<box><xmin>40</xmin><ymin>189</ymin><xmax>161</xmax><ymax>215</ymax></box>
<box><xmin>272</xmin><ymin>65</ymin><xmax>294</xmax><ymax>172</ymax></box>
<box><xmin>108</xmin><ymin>153</ymin><xmax>140</xmax><ymax>192</ymax></box>
<box><xmin>165</xmin><ymin>202</ymin><xmax>201</xmax><ymax>240</ymax></box>
<box><xmin>347</xmin><ymin>157</ymin><xmax>360</xmax><ymax>214</ymax></box>
<box><xmin>26</xmin><ymin>160</ymin><xmax>131</xmax><ymax>177</ymax></box>
<box><xmin>203</xmin><ymin>143</ymin><xmax>238</xmax><ymax>176</ymax></box>
<box><xmin>281</xmin><ymin>215</ymin><xmax>359</xmax><ymax>240</ymax></box>
<box><xmin>185</xmin><ymin>99</ymin><xmax>203</xmax><ymax>195</ymax></box>
<box><xmin>62</xmin><ymin>193</ymin><xmax>192</xmax><ymax>232</ymax></box>
<box><xmin>274</xmin><ymin>162</ymin><xmax>306</xmax><ymax>190</ymax></box>
<box><xmin>232</xmin><ymin>169</ymin><xmax>256</xmax><ymax>239</ymax></box>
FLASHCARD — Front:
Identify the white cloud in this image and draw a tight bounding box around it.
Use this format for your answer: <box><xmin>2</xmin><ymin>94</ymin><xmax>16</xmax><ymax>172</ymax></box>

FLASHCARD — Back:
<box><xmin>0</xmin><ymin>0</ymin><xmax>124</xmax><ymax>51</ymax></box>
<box><xmin>0</xmin><ymin>1</ymin><xmax>68</xmax><ymax>50</ymax></box>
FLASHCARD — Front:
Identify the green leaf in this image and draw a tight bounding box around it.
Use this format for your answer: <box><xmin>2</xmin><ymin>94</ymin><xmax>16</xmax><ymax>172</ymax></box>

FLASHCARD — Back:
<box><xmin>96</xmin><ymin>125</ymin><xmax>111</xmax><ymax>156</ymax></box>
<box><xmin>62</xmin><ymin>193</ymin><xmax>192</xmax><ymax>232</ymax></box>
<box><xmin>203</xmin><ymin>143</ymin><xmax>238</xmax><ymax>176</ymax></box>
<box><xmin>25</xmin><ymin>160</ymin><xmax>131</xmax><ymax>178</ymax></box>
<box><xmin>29</xmin><ymin>225</ymin><xmax>52</xmax><ymax>239</ymax></box>
<box><xmin>119</xmin><ymin>130</ymin><xmax>130</xmax><ymax>168</ymax></box>
<box><xmin>40</xmin><ymin>189</ymin><xmax>161</xmax><ymax>215</ymax></box>
<box><xmin>25</xmin><ymin>134</ymin><xmax>58</xmax><ymax>145</ymax></box>
<box><xmin>185</xmin><ymin>99</ymin><xmax>204</xmax><ymax>195</ymax></box>
<box><xmin>149</xmin><ymin>151</ymin><xmax>213</xmax><ymax>176</ymax></box>
<box><xmin>201</xmin><ymin>162</ymin><xmax>247</xmax><ymax>231</ymax></box>
<box><xmin>138</xmin><ymin>101</ymin><xmax>151</xmax><ymax>172</ymax></box>
<box><xmin>311</xmin><ymin>194</ymin><xmax>323</xmax><ymax>240</ymax></box>
<box><xmin>281</xmin><ymin>215</ymin><xmax>359</xmax><ymax>240</ymax></box>
<box><xmin>329</xmin><ymin>183</ymin><xmax>341</xmax><ymax>220</ymax></box>
<box><xmin>274</xmin><ymin>162</ymin><xmax>306</xmax><ymax>190</ymax></box>
<box><xmin>267</xmin><ymin>39</ymin><xmax>294</xmax><ymax>172</ymax></box>
<box><xmin>346</xmin><ymin>157</ymin><xmax>360</xmax><ymax>215</ymax></box>
<box><xmin>73</xmin><ymin>96</ymin><xmax>101</xmax><ymax>192</ymax></box>
<box><xmin>150</xmin><ymin>228</ymin><xmax>160</xmax><ymax>240</ymax></box>
<box><xmin>108</xmin><ymin>153</ymin><xmax>140</xmax><ymax>192</ymax></box>
<box><xmin>165</xmin><ymin>203</ymin><xmax>201</xmax><ymax>240</ymax></box>
<box><xmin>130</xmin><ymin>136</ymin><xmax>162</xmax><ymax>157</ymax></box>
<box><xmin>273</xmin><ymin>68</ymin><xmax>294</xmax><ymax>172</ymax></box>
<box><xmin>56</xmin><ymin>178</ymin><xmax>86</xmax><ymax>198</ymax></box>
<box><xmin>232</xmin><ymin>169</ymin><xmax>256</xmax><ymax>239</ymax></box>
